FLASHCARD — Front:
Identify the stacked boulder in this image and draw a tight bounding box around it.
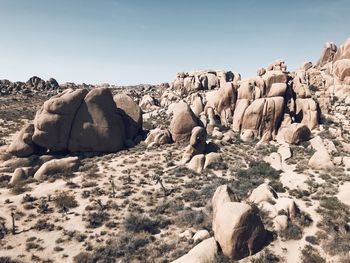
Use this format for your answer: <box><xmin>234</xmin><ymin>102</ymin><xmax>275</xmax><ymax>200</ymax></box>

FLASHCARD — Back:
<box><xmin>7</xmin><ymin>87</ymin><xmax>143</xmax><ymax>156</ymax></box>
<box><xmin>170</xmin><ymin>70</ymin><xmax>240</xmax><ymax>96</ymax></box>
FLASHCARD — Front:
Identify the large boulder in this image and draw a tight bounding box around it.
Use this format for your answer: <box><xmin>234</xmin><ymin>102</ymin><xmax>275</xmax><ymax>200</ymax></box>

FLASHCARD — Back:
<box><xmin>214</xmin><ymin>82</ymin><xmax>237</xmax><ymax>127</ymax></box>
<box><xmin>241</xmin><ymin>97</ymin><xmax>284</xmax><ymax>141</ymax></box>
<box><xmin>7</xmin><ymin>124</ymin><xmax>40</xmax><ymax>157</ymax></box>
<box><xmin>172</xmin><ymin>237</ymin><xmax>218</xmax><ymax>263</ymax></box>
<box><xmin>283</xmin><ymin>123</ymin><xmax>311</xmax><ymax>144</ymax></box>
<box><xmin>145</xmin><ymin>128</ymin><xmax>172</xmax><ymax>147</ymax></box>
<box><xmin>113</xmin><ymin>93</ymin><xmax>142</xmax><ymax>140</ymax></box>
<box><xmin>32</xmin><ymin>88</ymin><xmax>88</xmax><ymax>152</ymax></box>
<box><xmin>213</xmin><ymin>202</ymin><xmax>266</xmax><ymax>260</ymax></box>
<box><xmin>212</xmin><ymin>185</ymin><xmax>238</xmax><ymax>218</ymax></box>
<box><xmin>248</xmin><ymin>183</ymin><xmax>278</xmax><ymax>204</ymax></box>
<box><xmin>68</xmin><ymin>88</ymin><xmax>126</xmax><ymax>152</ymax></box>
<box><xmin>232</xmin><ymin>99</ymin><xmax>249</xmax><ymax>132</ymax></box>
<box><xmin>333</xmin><ymin>59</ymin><xmax>350</xmax><ymax>84</ymax></box>
<box><xmin>170</xmin><ymin>101</ymin><xmax>201</xmax><ymax>143</ymax></box>
<box><xmin>34</xmin><ymin>156</ymin><xmax>79</xmax><ymax>181</ymax></box>
<box><xmin>295</xmin><ymin>98</ymin><xmax>319</xmax><ymax>130</ymax></box>
<box><xmin>262</xmin><ymin>70</ymin><xmax>287</xmax><ymax>96</ymax></box>
<box><xmin>308</xmin><ymin>150</ymin><xmax>334</xmax><ymax>170</ymax></box>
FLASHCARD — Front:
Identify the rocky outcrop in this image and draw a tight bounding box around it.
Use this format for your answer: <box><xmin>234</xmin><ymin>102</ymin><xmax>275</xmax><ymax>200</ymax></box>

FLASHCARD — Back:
<box><xmin>0</xmin><ymin>76</ymin><xmax>62</xmax><ymax>96</ymax></box>
<box><xmin>170</xmin><ymin>70</ymin><xmax>240</xmax><ymax>95</ymax></box>
<box><xmin>9</xmin><ymin>87</ymin><xmax>144</xmax><ymax>156</ymax></box>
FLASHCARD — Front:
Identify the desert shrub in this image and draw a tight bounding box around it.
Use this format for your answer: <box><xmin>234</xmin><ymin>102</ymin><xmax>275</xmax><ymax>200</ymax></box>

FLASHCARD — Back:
<box><xmin>124</xmin><ymin>213</ymin><xmax>170</xmax><ymax>234</ymax></box>
<box><xmin>87</xmin><ymin>211</ymin><xmax>109</xmax><ymax>228</ymax></box>
<box><xmin>0</xmin><ymin>217</ymin><xmax>8</xmax><ymax>239</ymax></box>
<box><xmin>10</xmin><ymin>181</ymin><xmax>31</xmax><ymax>195</ymax></box>
<box><xmin>54</xmin><ymin>191</ymin><xmax>78</xmax><ymax>211</ymax></box>
<box><xmin>300</xmin><ymin>245</ymin><xmax>325</xmax><ymax>263</ymax></box>
<box><xmin>0</xmin><ymin>257</ymin><xmax>22</xmax><ymax>263</ymax></box>
<box><xmin>21</xmin><ymin>194</ymin><xmax>37</xmax><ymax>203</ymax></box>
<box><xmin>0</xmin><ymin>175</ymin><xmax>11</xmax><ymax>188</ymax></box>
<box><xmin>268</xmin><ymin>180</ymin><xmax>285</xmax><ymax>193</ymax></box>
<box><xmin>279</xmin><ymin>221</ymin><xmax>302</xmax><ymax>240</ymax></box>
<box><xmin>150</xmin><ymin>199</ymin><xmax>184</xmax><ymax>216</ymax></box>
<box><xmin>251</xmin><ymin>248</ymin><xmax>281</xmax><ymax>262</ymax></box>
<box><xmin>176</xmin><ymin>209</ymin><xmax>211</xmax><ymax>229</ymax></box>
<box><xmin>74</xmin><ymin>232</ymin><xmax>151</xmax><ymax>262</ymax></box>
<box><xmin>232</xmin><ymin>160</ymin><xmax>282</xmax><ymax>199</ymax></box>
<box><xmin>34</xmin><ymin>219</ymin><xmax>55</xmax><ymax>231</ymax></box>
<box><xmin>305</xmin><ymin>235</ymin><xmax>319</xmax><ymax>245</ymax></box>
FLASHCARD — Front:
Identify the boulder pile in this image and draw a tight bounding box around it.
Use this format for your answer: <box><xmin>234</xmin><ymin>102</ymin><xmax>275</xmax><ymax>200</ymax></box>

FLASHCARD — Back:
<box><xmin>7</xmin><ymin>87</ymin><xmax>143</xmax><ymax>156</ymax></box>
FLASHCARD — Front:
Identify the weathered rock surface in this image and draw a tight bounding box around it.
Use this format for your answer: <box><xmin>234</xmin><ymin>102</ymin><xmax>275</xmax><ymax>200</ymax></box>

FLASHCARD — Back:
<box><xmin>68</xmin><ymin>88</ymin><xmax>126</xmax><ymax>152</ymax></box>
<box><xmin>172</xmin><ymin>237</ymin><xmax>218</xmax><ymax>263</ymax></box>
<box><xmin>7</xmin><ymin>124</ymin><xmax>41</xmax><ymax>157</ymax></box>
<box><xmin>33</xmin><ymin>156</ymin><xmax>79</xmax><ymax>181</ymax></box>
<box><xmin>170</xmin><ymin>101</ymin><xmax>202</xmax><ymax>143</ymax></box>
<box><xmin>114</xmin><ymin>93</ymin><xmax>143</xmax><ymax>140</ymax></box>
<box><xmin>213</xmin><ymin>202</ymin><xmax>266</xmax><ymax>260</ymax></box>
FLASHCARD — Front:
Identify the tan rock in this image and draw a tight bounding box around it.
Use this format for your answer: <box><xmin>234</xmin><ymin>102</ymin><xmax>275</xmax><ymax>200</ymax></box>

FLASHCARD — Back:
<box><xmin>187</xmin><ymin>154</ymin><xmax>205</xmax><ymax>173</ymax></box>
<box><xmin>9</xmin><ymin>167</ymin><xmax>35</xmax><ymax>186</ymax></box>
<box><xmin>283</xmin><ymin>123</ymin><xmax>311</xmax><ymax>144</ymax></box>
<box><xmin>204</xmin><ymin>152</ymin><xmax>223</xmax><ymax>169</ymax></box>
<box><xmin>33</xmin><ymin>156</ymin><xmax>79</xmax><ymax>181</ymax></box>
<box><xmin>213</xmin><ymin>202</ymin><xmax>266</xmax><ymax>260</ymax></box>
<box><xmin>113</xmin><ymin>93</ymin><xmax>142</xmax><ymax>140</ymax></box>
<box><xmin>273</xmin><ymin>215</ymin><xmax>288</xmax><ymax>231</ymax></box>
<box><xmin>212</xmin><ymin>185</ymin><xmax>238</xmax><ymax>219</ymax></box>
<box><xmin>170</xmin><ymin>101</ymin><xmax>201</xmax><ymax>143</ymax></box>
<box><xmin>32</xmin><ymin>88</ymin><xmax>88</xmax><ymax>151</ymax></box>
<box><xmin>309</xmin><ymin>150</ymin><xmax>334</xmax><ymax>170</ymax></box>
<box><xmin>248</xmin><ymin>183</ymin><xmax>278</xmax><ymax>204</ymax></box>
<box><xmin>193</xmin><ymin>230</ymin><xmax>210</xmax><ymax>243</ymax></box>
<box><xmin>68</xmin><ymin>88</ymin><xmax>126</xmax><ymax>152</ymax></box>
<box><xmin>172</xmin><ymin>237</ymin><xmax>218</xmax><ymax>263</ymax></box>
<box><xmin>7</xmin><ymin>124</ymin><xmax>40</xmax><ymax>157</ymax></box>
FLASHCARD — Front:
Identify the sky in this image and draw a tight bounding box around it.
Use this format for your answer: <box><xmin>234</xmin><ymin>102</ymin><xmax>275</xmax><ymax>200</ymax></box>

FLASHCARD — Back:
<box><xmin>0</xmin><ymin>0</ymin><xmax>349</xmax><ymax>85</ymax></box>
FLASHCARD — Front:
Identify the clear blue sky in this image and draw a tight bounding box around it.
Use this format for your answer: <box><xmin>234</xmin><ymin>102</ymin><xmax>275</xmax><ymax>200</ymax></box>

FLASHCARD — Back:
<box><xmin>0</xmin><ymin>0</ymin><xmax>349</xmax><ymax>85</ymax></box>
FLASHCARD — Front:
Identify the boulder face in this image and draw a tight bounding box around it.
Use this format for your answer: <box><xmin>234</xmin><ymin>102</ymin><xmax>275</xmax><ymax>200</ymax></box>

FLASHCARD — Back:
<box><xmin>32</xmin><ymin>88</ymin><xmax>88</xmax><ymax>152</ymax></box>
<box><xmin>113</xmin><ymin>93</ymin><xmax>143</xmax><ymax>140</ymax></box>
<box><xmin>333</xmin><ymin>37</ymin><xmax>350</xmax><ymax>62</ymax></box>
<box><xmin>213</xmin><ymin>202</ymin><xmax>266</xmax><ymax>260</ymax></box>
<box><xmin>9</xmin><ymin>87</ymin><xmax>142</xmax><ymax>156</ymax></box>
<box><xmin>170</xmin><ymin>101</ymin><xmax>201</xmax><ymax>143</ymax></box>
<box><xmin>283</xmin><ymin>123</ymin><xmax>311</xmax><ymax>144</ymax></box>
<box><xmin>317</xmin><ymin>42</ymin><xmax>337</xmax><ymax>67</ymax></box>
<box><xmin>241</xmin><ymin>97</ymin><xmax>284</xmax><ymax>141</ymax></box>
<box><xmin>7</xmin><ymin>124</ymin><xmax>41</xmax><ymax>157</ymax></box>
<box><xmin>333</xmin><ymin>59</ymin><xmax>350</xmax><ymax>84</ymax></box>
<box><xmin>68</xmin><ymin>88</ymin><xmax>126</xmax><ymax>152</ymax></box>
